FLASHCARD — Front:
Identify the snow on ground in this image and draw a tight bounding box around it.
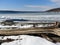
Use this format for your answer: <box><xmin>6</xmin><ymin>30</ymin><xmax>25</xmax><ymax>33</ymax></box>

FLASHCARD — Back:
<box><xmin>1</xmin><ymin>35</ymin><xmax>60</xmax><ymax>45</ymax></box>
<box><xmin>19</xmin><ymin>25</ymin><xmax>33</xmax><ymax>28</ymax></box>
<box><xmin>20</xmin><ymin>35</ymin><xmax>56</xmax><ymax>45</ymax></box>
<box><xmin>3</xmin><ymin>36</ymin><xmax>20</xmax><ymax>40</ymax></box>
<box><xmin>1</xmin><ymin>40</ymin><xmax>21</xmax><ymax>45</ymax></box>
<box><xmin>0</xmin><ymin>36</ymin><xmax>3</xmax><ymax>40</ymax></box>
<box><xmin>0</xmin><ymin>36</ymin><xmax>20</xmax><ymax>40</ymax></box>
<box><xmin>56</xmin><ymin>43</ymin><xmax>60</xmax><ymax>45</ymax></box>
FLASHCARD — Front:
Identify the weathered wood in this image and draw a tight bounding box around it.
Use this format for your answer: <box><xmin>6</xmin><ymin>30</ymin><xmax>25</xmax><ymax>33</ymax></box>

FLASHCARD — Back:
<box><xmin>0</xmin><ymin>28</ymin><xmax>59</xmax><ymax>36</ymax></box>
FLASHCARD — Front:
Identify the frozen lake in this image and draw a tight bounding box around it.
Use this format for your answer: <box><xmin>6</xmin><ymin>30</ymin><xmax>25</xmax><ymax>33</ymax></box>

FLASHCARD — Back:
<box><xmin>0</xmin><ymin>13</ymin><xmax>60</xmax><ymax>21</ymax></box>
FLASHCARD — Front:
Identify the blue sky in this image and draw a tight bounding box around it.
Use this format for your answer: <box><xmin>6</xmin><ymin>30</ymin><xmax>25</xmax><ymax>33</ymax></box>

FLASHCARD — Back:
<box><xmin>0</xmin><ymin>0</ymin><xmax>60</xmax><ymax>11</ymax></box>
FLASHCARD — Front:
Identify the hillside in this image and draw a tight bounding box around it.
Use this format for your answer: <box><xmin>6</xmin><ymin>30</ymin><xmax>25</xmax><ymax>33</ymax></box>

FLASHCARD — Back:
<box><xmin>46</xmin><ymin>8</ymin><xmax>60</xmax><ymax>12</ymax></box>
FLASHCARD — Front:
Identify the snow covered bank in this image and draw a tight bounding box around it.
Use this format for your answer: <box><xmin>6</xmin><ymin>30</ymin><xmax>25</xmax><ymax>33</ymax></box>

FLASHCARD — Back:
<box><xmin>1</xmin><ymin>35</ymin><xmax>60</xmax><ymax>45</ymax></box>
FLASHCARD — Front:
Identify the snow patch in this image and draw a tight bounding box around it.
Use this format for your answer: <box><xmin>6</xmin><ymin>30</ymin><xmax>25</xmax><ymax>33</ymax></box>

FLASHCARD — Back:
<box><xmin>1</xmin><ymin>35</ymin><xmax>58</xmax><ymax>45</ymax></box>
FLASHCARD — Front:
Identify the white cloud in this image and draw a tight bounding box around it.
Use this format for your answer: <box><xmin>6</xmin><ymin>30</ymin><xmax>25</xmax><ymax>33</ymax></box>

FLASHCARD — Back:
<box><xmin>25</xmin><ymin>5</ymin><xmax>51</xmax><ymax>8</ymax></box>
<box><xmin>50</xmin><ymin>0</ymin><xmax>60</xmax><ymax>6</ymax></box>
<box><xmin>25</xmin><ymin>5</ymin><xmax>53</xmax><ymax>11</ymax></box>
<box><xmin>50</xmin><ymin>0</ymin><xmax>60</xmax><ymax>2</ymax></box>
